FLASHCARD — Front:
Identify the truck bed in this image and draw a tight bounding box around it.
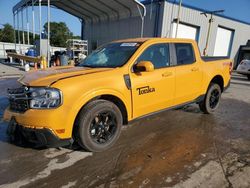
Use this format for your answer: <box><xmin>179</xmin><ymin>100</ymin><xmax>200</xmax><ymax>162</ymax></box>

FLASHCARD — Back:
<box><xmin>202</xmin><ymin>56</ymin><xmax>229</xmax><ymax>62</ymax></box>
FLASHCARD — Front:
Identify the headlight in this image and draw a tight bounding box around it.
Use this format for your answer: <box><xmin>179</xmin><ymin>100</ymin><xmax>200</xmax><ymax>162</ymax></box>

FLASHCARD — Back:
<box><xmin>29</xmin><ymin>87</ymin><xmax>62</xmax><ymax>109</ymax></box>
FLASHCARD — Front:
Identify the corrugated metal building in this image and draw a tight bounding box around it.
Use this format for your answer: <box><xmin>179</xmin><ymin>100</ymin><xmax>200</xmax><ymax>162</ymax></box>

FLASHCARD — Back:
<box><xmin>84</xmin><ymin>0</ymin><xmax>250</xmax><ymax>67</ymax></box>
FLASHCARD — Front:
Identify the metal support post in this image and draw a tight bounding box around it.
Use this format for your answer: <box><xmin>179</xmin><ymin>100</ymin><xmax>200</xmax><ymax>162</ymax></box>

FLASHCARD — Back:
<box><xmin>204</xmin><ymin>16</ymin><xmax>213</xmax><ymax>56</ymax></box>
<box><xmin>134</xmin><ymin>0</ymin><xmax>146</xmax><ymax>38</ymax></box>
<box><xmin>81</xmin><ymin>19</ymin><xmax>85</xmax><ymax>40</ymax></box>
<box><xmin>175</xmin><ymin>0</ymin><xmax>182</xmax><ymax>38</ymax></box>
<box><xmin>26</xmin><ymin>5</ymin><xmax>30</xmax><ymax>45</ymax></box>
<box><xmin>137</xmin><ymin>5</ymin><xmax>144</xmax><ymax>38</ymax></box>
<box><xmin>21</xmin><ymin>8</ymin><xmax>25</xmax><ymax>44</ymax></box>
<box><xmin>32</xmin><ymin>0</ymin><xmax>35</xmax><ymax>42</ymax></box>
<box><xmin>201</xmin><ymin>10</ymin><xmax>224</xmax><ymax>56</ymax></box>
<box><xmin>47</xmin><ymin>0</ymin><xmax>50</xmax><ymax>66</ymax></box>
<box><xmin>39</xmin><ymin>0</ymin><xmax>42</xmax><ymax>56</ymax></box>
<box><xmin>17</xmin><ymin>11</ymin><xmax>20</xmax><ymax>44</ymax></box>
<box><xmin>13</xmin><ymin>13</ymin><xmax>17</xmax><ymax>51</ymax></box>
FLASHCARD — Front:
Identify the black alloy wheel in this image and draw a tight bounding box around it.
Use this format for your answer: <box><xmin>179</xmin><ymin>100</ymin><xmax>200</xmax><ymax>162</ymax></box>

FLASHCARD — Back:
<box><xmin>199</xmin><ymin>83</ymin><xmax>221</xmax><ymax>114</ymax></box>
<box><xmin>89</xmin><ymin>111</ymin><xmax>118</xmax><ymax>144</ymax></box>
<box><xmin>209</xmin><ymin>89</ymin><xmax>220</xmax><ymax>109</ymax></box>
<box><xmin>75</xmin><ymin>100</ymin><xmax>122</xmax><ymax>152</ymax></box>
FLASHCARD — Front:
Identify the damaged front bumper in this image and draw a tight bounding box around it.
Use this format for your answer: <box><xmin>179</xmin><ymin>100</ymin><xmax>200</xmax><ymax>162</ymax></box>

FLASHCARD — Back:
<box><xmin>7</xmin><ymin>117</ymin><xmax>72</xmax><ymax>148</ymax></box>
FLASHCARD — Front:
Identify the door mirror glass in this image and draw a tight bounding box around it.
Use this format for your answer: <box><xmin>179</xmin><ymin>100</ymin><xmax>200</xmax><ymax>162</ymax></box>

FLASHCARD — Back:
<box><xmin>135</xmin><ymin>61</ymin><xmax>154</xmax><ymax>72</ymax></box>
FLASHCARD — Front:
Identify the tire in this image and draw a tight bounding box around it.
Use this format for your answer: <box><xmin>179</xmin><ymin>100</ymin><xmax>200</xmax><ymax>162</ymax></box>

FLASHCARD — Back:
<box><xmin>75</xmin><ymin>100</ymin><xmax>122</xmax><ymax>152</ymax></box>
<box><xmin>247</xmin><ymin>75</ymin><xmax>250</xmax><ymax>80</ymax></box>
<box><xmin>199</xmin><ymin>83</ymin><xmax>221</xmax><ymax>114</ymax></box>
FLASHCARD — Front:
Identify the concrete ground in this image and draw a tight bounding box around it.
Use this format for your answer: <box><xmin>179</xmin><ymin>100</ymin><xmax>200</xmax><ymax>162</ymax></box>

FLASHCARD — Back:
<box><xmin>0</xmin><ymin>73</ymin><xmax>249</xmax><ymax>188</ymax></box>
<box><xmin>0</xmin><ymin>61</ymin><xmax>24</xmax><ymax>78</ymax></box>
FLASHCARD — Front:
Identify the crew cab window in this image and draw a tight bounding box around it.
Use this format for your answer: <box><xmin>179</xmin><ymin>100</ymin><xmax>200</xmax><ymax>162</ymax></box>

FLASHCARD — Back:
<box><xmin>175</xmin><ymin>43</ymin><xmax>195</xmax><ymax>65</ymax></box>
<box><xmin>137</xmin><ymin>44</ymin><xmax>170</xmax><ymax>69</ymax></box>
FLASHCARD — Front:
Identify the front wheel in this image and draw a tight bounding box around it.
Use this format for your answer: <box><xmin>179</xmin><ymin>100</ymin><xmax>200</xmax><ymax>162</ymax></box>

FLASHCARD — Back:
<box><xmin>199</xmin><ymin>83</ymin><xmax>222</xmax><ymax>114</ymax></box>
<box><xmin>75</xmin><ymin>100</ymin><xmax>122</xmax><ymax>152</ymax></box>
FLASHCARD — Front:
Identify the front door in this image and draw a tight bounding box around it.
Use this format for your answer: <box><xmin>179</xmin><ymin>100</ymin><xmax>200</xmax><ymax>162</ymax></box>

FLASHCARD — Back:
<box><xmin>130</xmin><ymin>43</ymin><xmax>176</xmax><ymax>118</ymax></box>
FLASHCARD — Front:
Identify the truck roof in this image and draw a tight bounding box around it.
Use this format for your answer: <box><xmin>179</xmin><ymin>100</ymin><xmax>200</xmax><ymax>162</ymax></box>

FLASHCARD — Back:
<box><xmin>114</xmin><ymin>37</ymin><xmax>195</xmax><ymax>44</ymax></box>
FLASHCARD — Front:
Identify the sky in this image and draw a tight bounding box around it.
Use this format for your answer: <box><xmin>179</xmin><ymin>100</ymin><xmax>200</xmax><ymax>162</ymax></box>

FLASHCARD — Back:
<box><xmin>0</xmin><ymin>0</ymin><xmax>250</xmax><ymax>36</ymax></box>
<box><xmin>0</xmin><ymin>0</ymin><xmax>82</xmax><ymax>36</ymax></box>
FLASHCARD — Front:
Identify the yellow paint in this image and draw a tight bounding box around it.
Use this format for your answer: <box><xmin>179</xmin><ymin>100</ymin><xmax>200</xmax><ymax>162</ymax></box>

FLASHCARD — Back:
<box><xmin>3</xmin><ymin>38</ymin><xmax>231</xmax><ymax>140</ymax></box>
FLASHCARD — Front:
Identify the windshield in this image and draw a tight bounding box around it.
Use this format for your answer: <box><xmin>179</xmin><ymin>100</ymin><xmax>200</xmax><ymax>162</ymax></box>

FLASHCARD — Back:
<box><xmin>79</xmin><ymin>42</ymin><xmax>141</xmax><ymax>68</ymax></box>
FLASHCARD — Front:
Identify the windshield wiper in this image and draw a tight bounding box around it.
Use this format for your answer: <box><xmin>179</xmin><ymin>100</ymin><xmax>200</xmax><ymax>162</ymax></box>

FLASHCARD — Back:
<box><xmin>80</xmin><ymin>64</ymin><xmax>115</xmax><ymax>68</ymax></box>
<box><xmin>79</xmin><ymin>64</ymin><xmax>96</xmax><ymax>68</ymax></box>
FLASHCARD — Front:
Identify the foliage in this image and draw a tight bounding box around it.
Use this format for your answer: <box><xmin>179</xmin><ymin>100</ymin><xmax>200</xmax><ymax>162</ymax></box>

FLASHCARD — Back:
<box><xmin>72</xmin><ymin>35</ymin><xmax>81</xmax><ymax>40</ymax></box>
<box><xmin>0</xmin><ymin>24</ymin><xmax>15</xmax><ymax>43</ymax></box>
<box><xmin>0</xmin><ymin>23</ymin><xmax>39</xmax><ymax>44</ymax></box>
<box><xmin>43</xmin><ymin>22</ymin><xmax>73</xmax><ymax>47</ymax></box>
<box><xmin>0</xmin><ymin>22</ymin><xmax>79</xmax><ymax>47</ymax></box>
<box><xmin>15</xmin><ymin>31</ymin><xmax>39</xmax><ymax>45</ymax></box>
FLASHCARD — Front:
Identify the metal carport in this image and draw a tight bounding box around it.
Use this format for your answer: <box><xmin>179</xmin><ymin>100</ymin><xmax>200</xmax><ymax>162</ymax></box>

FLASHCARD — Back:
<box><xmin>12</xmin><ymin>0</ymin><xmax>146</xmax><ymax>62</ymax></box>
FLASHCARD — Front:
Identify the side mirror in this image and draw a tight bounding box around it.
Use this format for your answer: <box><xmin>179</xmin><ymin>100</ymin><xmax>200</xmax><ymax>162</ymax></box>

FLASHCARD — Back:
<box><xmin>135</xmin><ymin>61</ymin><xmax>154</xmax><ymax>72</ymax></box>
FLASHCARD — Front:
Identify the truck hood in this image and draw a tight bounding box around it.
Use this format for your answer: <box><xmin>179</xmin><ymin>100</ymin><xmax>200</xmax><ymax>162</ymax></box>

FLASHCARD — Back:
<box><xmin>18</xmin><ymin>66</ymin><xmax>112</xmax><ymax>86</ymax></box>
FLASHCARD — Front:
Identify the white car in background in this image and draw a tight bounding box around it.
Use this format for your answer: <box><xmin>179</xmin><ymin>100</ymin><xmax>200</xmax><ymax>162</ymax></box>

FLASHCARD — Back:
<box><xmin>236</xmin><ymin>59</ymin><xmax>250</xmax><ymax>80</ymax></box>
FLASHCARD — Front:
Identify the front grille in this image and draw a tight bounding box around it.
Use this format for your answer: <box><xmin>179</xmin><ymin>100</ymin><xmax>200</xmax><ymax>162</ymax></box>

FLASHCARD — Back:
<box><xmin>8</xmin><ymin>87</ymin><xmax>29</xmax><ymax>113</ymax></box>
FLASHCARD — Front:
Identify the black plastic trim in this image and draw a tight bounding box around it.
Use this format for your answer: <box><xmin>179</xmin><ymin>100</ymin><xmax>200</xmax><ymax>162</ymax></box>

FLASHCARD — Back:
<box><xmin>123</xmin><ymin>74</ymin><xmax>131</xmax><ymax>90</ymax></box>
<box><xmin>169</xmin><ymin>43</ymin><xmax>177</xmax><ymax>66</ymax></box>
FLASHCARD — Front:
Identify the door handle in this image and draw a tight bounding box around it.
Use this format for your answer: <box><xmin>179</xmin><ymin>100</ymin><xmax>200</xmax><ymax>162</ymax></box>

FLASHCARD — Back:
<box><xmin>162</xmin><ymin>72</ymin><xmax>173</xmax><ymax>77</ymax></box>
<box><xmin>191</xmin><ymin>67</ymin><xmax>199</xmax><ymax>72</ymax></box>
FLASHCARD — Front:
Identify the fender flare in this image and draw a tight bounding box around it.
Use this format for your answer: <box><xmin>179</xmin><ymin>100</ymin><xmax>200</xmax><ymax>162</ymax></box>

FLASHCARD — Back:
<box><xmin>66</xmin><ymin>89</ymin><xmax>131</xmax><ymax>137</ymax></box>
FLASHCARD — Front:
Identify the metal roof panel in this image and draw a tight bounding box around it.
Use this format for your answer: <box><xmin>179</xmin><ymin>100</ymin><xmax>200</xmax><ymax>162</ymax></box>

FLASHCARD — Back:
<box><xmin>13</xmin><ymin>0</ymin><xmax>146</xmax><ymax>23</ymax></box>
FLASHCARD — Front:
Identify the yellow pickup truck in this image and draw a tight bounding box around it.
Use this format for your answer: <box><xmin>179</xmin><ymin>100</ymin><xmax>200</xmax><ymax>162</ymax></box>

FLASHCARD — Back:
<box><xmin>4</xmin><ymin>38</ymin><xmax>232</xmax><ymax>152</ymax></box>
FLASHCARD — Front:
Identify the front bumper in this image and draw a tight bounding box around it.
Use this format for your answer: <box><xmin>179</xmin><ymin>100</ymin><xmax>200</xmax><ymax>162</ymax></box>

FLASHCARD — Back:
<box><xmin>4</xmin><ymin>106</ymin><xmax>74</xmax><ymax>139</ymax></box>
<box><xmin>7</xmin><ymin>117</ymin><xmax>72</xmax><ymax>148</ymax></box>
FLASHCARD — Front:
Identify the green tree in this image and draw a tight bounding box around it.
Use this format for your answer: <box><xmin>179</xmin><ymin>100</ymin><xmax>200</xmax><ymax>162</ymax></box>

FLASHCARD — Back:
<box><xmin>0</xmin><ymin>24</ymin><xmax>15</xmax><ymax>43</ymax></box>
<box><xmin>14</xmin><ymin>31</ymin><xmax>39</xmax><ymax>45</ymax></box>
<box><xmin>72</xmin><ymin>35</ymin><xmax>81</xmax><ymax>40</ymax></box>
<box><xmin>43</xmin><ymin>22</ymin><xmax>73</xmax><ymax>47</ymax></box>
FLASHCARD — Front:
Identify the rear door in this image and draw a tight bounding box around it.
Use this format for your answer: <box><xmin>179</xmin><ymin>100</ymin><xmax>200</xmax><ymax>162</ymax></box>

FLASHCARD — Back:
<box><xmin>130</xmin><ymin>43</ymin><xmax>176</xmax><ymax>118</ymax></box>
<box><xmin>174</xmin><ymin>43</ymin><xmax>203</xmax><ymax>105</ymax></box>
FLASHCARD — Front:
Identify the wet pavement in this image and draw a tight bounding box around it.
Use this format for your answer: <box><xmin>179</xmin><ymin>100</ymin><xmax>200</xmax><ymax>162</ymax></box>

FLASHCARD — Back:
<box><xmin>0</xmin><ymin>73</ymin><xmax>249</xmax><ymax>188</ymax></box>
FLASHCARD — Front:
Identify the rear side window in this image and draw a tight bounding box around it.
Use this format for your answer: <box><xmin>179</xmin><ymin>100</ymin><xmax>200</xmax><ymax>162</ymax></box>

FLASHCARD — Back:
<box><xmin>175</xmin><ymin>43</ymin><xmax>195</xmax><ymax>65</ymax></box>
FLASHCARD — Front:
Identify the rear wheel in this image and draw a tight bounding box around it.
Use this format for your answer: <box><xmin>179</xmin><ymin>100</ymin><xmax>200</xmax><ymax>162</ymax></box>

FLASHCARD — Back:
<box><xmin>247</xmin><ymin>75</ymin><xmax>250</xmax><ymax>80</ymax></box>
<box><xmin>199</xmin><ymin>83</ymin><xmax>221</xmax><ymax>114</ymax></box>
<box><xmin>75</xmin><ymin>100</ymin><xmax>122</xmax><ymax>152</ymax></box>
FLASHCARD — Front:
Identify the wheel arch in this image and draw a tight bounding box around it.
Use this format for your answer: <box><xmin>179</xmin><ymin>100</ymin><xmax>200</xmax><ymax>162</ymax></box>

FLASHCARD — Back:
<box><xmin>96</xmin><ymin>94</ymin><xmax>128</xmax><ymax>125</ymax></box>
<box><xmin>72</xmin><ymin>94</ymin><xmax>129</xmax><ymax>138</ymax></box>
<box><xmin>209</xmin><ymin>75</ymin><xmax>224</xmax><ymax>92</ymax></box>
